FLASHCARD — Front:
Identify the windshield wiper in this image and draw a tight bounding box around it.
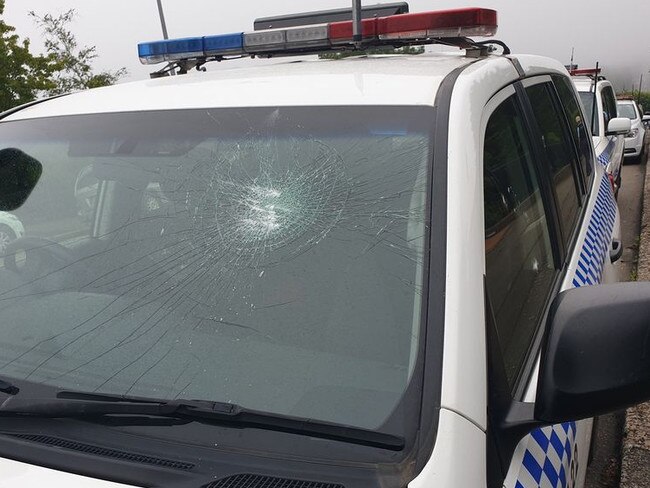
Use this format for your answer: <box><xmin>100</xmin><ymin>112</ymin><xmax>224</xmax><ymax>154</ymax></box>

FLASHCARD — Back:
<box><xmin>0</xmin><ymin>390</ymin><xmax>404</xmax><ymax>451</ymax></box>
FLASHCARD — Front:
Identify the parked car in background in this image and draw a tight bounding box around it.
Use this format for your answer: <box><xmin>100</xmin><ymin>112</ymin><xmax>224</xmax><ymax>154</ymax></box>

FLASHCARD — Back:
<box><xmin>0</xmin><ymin>212</ymin><xmax>24</xmax><ymax>254</ymax></box>
<box><xmin>617</xmin><ymin>99</ymin><xmax>646</xmax><ymax>161</ymax></box>
<box><xmin>571</xmin><ymin>69</ymin><xmax>627</xmax><ymax>195</ymax></box>
<box><xmin>643</xmin><ymin>112</ymin><xmax>650</xmax><ymax>130</ymax></box>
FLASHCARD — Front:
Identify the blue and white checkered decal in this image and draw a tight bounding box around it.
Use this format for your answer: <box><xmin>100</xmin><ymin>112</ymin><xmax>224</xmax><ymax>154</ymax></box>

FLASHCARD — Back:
<box><xmin>572</xmin><ymin>176</ymin><xmax>617</xmax><ymax>287</ymax></box>
<box><xmin>513</xmin><ymin>156</ymin><xmax>616</xmax><ymax>487</ymax></box>
<box><xmin>597</xmin><ymin>139</ymin><xmax>616</xmax><ymax>175</ymax></box>
<box><xmin>516</xmin><ymin>422</ymin><xmax>577</xmax><ymax>488</ymax></box>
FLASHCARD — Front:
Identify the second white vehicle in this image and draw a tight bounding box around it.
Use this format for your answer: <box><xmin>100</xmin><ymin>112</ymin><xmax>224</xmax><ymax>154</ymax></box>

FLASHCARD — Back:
<box><xmin>572</xmin><ymin>69</ymin><xmax>627</xmax><ymax>194</ymax></box>
<box><xmin>617</xmin><ymin>99</ymin><xmax>646</xmax><ymax>161</ymax></box>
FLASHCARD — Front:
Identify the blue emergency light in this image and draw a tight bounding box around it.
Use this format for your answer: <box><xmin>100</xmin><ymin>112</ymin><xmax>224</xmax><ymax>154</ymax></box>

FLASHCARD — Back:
<box><xmin>138</xmin><ymin>33</ymin><xmax>244</xmax><ymax>64</ymax></box>
<box><xmin>204</xmin><ymin>33</ymin><xmax>245</xmax><ymax>55</ymax></box>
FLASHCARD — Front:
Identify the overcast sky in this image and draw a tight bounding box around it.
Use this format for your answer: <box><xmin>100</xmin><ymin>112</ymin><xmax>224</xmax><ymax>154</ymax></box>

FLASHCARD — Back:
<box><xmin>4</xmin><ymin>0</ymin><xmax>650</xmax><ymax>90</ymax></box>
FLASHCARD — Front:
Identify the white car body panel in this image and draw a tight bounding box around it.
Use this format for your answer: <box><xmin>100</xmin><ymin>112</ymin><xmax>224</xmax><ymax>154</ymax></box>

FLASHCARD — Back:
<box><xmin>441</xmin><ymin>56</ymin><xmax>519</xmax><ymax>430</ymax></box>
<box><xmin>3</xmin><ymin>55</ymin><xmax>471</xmax><ymax>121</ymax></box>
<box><xmin>409</xmin><ymin>409</ymin><xmax>485</xmax><ymax>488</ymax></box>
<box><xmin>0</xmin><ymin>458</ymin><xmax>139</xmax><ymax>487</ymax></box>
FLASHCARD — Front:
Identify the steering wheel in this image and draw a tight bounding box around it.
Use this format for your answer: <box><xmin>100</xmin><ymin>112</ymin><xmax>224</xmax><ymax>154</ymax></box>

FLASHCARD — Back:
<box><xmin>3</xmin><ymin>237</ymin><xmax>76</xmax><ymax>279</ymax></box>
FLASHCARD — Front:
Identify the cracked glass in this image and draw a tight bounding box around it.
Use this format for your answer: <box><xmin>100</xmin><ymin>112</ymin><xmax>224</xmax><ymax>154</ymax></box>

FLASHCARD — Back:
<box><xmin>0</xmin><ymin>106</ymin><xmax>432</xmax><ymax>432</ymax></box>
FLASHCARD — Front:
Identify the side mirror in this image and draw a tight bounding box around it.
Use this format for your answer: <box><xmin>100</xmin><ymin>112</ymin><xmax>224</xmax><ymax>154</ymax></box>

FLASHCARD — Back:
<box><xmin>606</xmin><ymin>117</ymin><xmax>632</xmax><ymax>136</ymax></box>
<box><xmin>536</xmin><ymin>282</ymin><xmax>650</xmax><ymax>423</ymax></box>
<box><xmin>0</xmin><ymin>148</ymin><xmax>42</xmax><ymax>211</ymax></box>
<box><xmin>489</xmin><ymin>282</ymin><xmax>650</xmax><ymax>482</ymax></box>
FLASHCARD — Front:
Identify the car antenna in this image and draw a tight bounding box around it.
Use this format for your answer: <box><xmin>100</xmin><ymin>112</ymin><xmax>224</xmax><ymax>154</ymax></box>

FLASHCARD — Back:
<box><xmin>352</xmin><ymin>0</ymin><xmax>363</xmax><ymax>48</ymax></box>
<box><xmin>590</xmin><ymin>61</ymin><xmax>599</xmax><ymax>135</ymax></box>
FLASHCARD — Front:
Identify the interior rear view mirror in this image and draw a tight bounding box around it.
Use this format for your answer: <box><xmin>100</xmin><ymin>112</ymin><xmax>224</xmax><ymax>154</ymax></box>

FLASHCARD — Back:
<box><xmin>606</xmin><ymin>117</ymin><xmax>632</xmax><ymax>136</ymax></box>
<box><xmin>0</xmin><ymin>148</ymin><xmax>42</xmax><ymax>211</ymax></box>
<box><xmin>536</xmin><ymin>282</ymin><xmax>650</xmax><ymax>423</ymax></box>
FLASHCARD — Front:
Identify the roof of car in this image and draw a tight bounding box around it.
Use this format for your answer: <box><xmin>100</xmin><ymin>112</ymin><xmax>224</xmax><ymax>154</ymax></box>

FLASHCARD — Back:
<box><xmin>3</xmin><ymin>53</ymin><xmax>476</xmax><ymax>121</ymax></box>
<box><xmin>572</xmin><ymin>76</ymin><xmax>612</xmax><ymax>92</ymax></box>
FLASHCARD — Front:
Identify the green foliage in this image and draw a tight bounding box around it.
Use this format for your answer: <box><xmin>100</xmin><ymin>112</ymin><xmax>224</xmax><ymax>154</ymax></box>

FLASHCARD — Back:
<box><xmin>319</xmin><ymin>45</ymin><xmax>424</xmax><ymax>60</ymax></box>
<box><xmin>0</xmin><ymin>0</ymin><xmax>58</xmax><ymax>112</ymax></box>
<box><xmin>29</xmin><ymin>9</ymin><xmax>127</xmax><ymax>96</ymax></box>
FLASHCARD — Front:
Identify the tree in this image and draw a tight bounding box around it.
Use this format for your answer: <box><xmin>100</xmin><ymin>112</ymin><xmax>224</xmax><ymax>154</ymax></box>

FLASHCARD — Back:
<box><xmin>0</xmin><ymin>0</ymin><xmax>58</xmax><ymax>112</ymax></box>
<box><xmin>29</xmin><ymin>9</ymin><xmax>127</xmax><ymax>96</ymax></box>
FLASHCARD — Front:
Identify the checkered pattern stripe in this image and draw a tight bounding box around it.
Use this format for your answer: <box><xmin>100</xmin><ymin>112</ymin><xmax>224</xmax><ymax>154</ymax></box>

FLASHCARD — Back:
<box><xmin>571</xmin><ymin>175</ymin><xmax>617</xmax><ymax>287</ymax></box>
<box><xmin>515</xmin><ymin>422</ymin><xmax>577</xmax><ymax>488</ymax></box>
<box><xmin>596</xmin><ymin>140</ymin><xmax>615</xmax><ymax>168</ymax></box>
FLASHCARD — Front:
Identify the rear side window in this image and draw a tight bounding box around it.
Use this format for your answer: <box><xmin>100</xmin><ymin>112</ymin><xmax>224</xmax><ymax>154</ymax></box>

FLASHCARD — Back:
<box><xmin>484</xmin><ymin>96</ymin><xmax>556</xmax><ymax>388</ymax></box>
<box><xmin>553</xmin><ymin>75</ymin><xmax>594</xmax><ymax>178</ymax></box>
<box><xmin>526</xmin><ymin>83</ymin><xmax>581</xmax><ymax>245</ymax></box>
<box><xmin>579</xmin><ymin>91</ymin><xmax>600</xmax><ymax>136</ymax></box>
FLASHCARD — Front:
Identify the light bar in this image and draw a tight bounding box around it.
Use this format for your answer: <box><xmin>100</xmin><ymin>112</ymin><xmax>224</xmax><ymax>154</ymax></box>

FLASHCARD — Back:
<box><xmin>164</xmin><ymin>37</ymin><xmax>203</xmax><ymax>61</ymax></box>
<box><xmin>330</xmin><ymin>8</ymin><xmax>497</xmax><ymax>42</ymax></box>
<box><xmin>204</xmin><ymin>33</ymin><xmax>244</xmax><ymax>56</ymax></box>
<box><xmin>138</xmin><ymin>42</ymin><xmax>167</xmax><ymax>65</ymax></box>
<box><xmin>569</xmin><ymin>68</ymin><xmax>602</xmax><ymax>76</ymax></box>
<box><xmin>379</xmin><ymin>8</ymin><xmax>497</xmax><ymax>39</ymax></box>
<box><xmin>138</xmin><ymin>7</ymin><xmax>498</xmax><ymax>65</ymax></box>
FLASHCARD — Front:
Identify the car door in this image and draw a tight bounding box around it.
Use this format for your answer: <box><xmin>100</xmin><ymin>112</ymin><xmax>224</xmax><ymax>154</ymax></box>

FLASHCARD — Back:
<box><xmin>483</xmin><ymin>75</ymin><xmax>618</xmax><ymax>488</ymax></box>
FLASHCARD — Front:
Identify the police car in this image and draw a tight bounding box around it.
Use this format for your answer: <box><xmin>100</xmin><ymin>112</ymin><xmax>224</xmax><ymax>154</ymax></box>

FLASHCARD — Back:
<box><xmin>0</xmin><ymin>4</ymin><xmax>646</xmax><ymax>488</ymax></box>
<box><xmin>571</xmin><ymin>69</ymin><xmax>628</xmax><ymax>195</ymax></box>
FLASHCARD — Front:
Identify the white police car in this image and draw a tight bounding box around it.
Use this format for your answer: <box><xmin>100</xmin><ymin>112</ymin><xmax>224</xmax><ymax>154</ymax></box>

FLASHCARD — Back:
<box><xmin>0</xmin><ymin>4</ymin><xmax>644</xmax><ymax>488</ymax></box>
<box><xmin>571</xmin><ymin>69</ymin><xmax>628</xmax><ymax>195</ymax></box>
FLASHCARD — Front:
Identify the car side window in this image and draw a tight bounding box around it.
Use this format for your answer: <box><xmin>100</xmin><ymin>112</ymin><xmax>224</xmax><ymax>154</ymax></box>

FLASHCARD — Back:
<box><xmin>484</xmin><ymin>95</ymin><xmax>556</xmax><ymax>388</ymax></box>
<box><xmin>526</xmin><ymin>83</ymin><xmax>581</xmax><ymax>246</ymax></box>
<box><xmin>602</xmin><ymin>86</ymin><xmax>618</xmax><ymax>127</ymax></box>
<box><xmin>553</xmin><ymin>75</ymin><xmax>594</xmax><ymax>179</ymax></box>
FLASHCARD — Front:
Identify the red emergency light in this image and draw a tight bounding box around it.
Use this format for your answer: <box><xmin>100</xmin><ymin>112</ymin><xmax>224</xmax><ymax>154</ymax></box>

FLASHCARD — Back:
<box><xmin>330</xmin><ymin>7</ymin><xmax>498</xmax><ymax>42</ymax></box>
<box><xmin>569</xmin><ymin>68</ymin><xmax>602</xmax><ymax>76</ymax></box>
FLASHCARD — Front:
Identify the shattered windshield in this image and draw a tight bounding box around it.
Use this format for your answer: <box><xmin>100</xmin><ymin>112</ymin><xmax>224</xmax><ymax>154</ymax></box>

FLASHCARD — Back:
<box><xmin>0</xmin><ymin>106</ymin><xmax>432</xmax><ymax>433</ymax></box>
